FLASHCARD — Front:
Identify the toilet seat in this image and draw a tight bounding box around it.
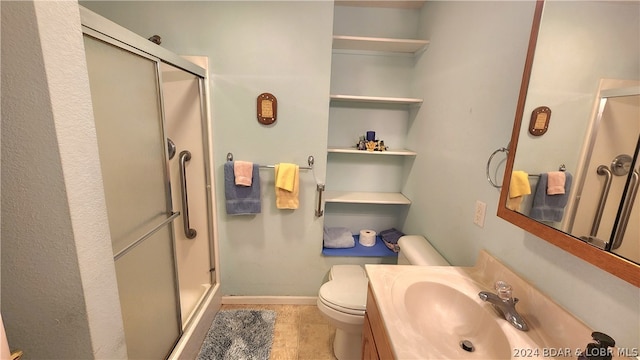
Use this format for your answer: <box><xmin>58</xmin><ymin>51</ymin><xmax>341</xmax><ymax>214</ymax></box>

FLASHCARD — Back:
<box><xmin>318</xmin><ymin>277</ymin><xmax>368</xmax><ymax>316</ymax></box>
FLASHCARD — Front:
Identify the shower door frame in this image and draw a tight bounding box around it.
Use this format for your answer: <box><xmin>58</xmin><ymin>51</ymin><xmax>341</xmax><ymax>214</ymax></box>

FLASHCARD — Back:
<box><xmin>81</xmin><ymin>5</ymin><xmax>217</xmax><ymax>357</ymax></box>
<box><xmin>567</xmin><ymin>83</ymin><xmax>640</xmax><ymax>251</ymax></box>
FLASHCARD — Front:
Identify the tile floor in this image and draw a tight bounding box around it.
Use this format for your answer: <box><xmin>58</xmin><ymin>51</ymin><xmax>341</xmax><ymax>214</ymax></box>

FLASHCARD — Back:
<box><xmin>219</xmin><ymin>304</ymin><xmax>338</xmax><ymax>360</ymax></box>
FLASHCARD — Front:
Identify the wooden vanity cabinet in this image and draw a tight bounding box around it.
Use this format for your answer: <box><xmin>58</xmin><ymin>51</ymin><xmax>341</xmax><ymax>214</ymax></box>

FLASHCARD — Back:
<box><xmin>362</xmin><ymin>284</ymin><xmax>395</xmax><ymax>360</ymax></box>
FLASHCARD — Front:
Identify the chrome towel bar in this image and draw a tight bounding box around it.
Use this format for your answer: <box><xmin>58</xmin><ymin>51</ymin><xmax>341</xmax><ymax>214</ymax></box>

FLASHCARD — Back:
<box><xmin>226</xmin><ymin>152</ymin><xmax>314</xmax><ymax>170</ymax></box>
<box><xmin>114</xmin><ymin>211</ymin><xmax>181</xmax><ymax>261</ymax></box>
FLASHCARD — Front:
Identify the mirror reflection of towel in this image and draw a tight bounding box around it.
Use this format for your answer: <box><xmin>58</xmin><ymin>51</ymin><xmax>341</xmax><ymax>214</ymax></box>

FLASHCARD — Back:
<box><xmin>507</xmin><ymin>171</ymin><xmax>531</xmax><ymax>211</ymax></box>
<box><xmin>547</xmin><ymin>171</ymin><xmax>566</xmax><ymax>195</ymax></box>
<box><xmin>530</xmin><ymin>172</ymin><xmax>572</xmax><ymax>222</ymax></box>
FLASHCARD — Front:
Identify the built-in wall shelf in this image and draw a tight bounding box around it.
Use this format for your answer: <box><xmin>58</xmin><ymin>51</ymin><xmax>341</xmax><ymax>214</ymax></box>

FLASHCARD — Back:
<box><xmin>322</xmin><ymin>235</ymin><xmax>398</xmax><ymax>257</ymax></box>
<box><xmin>332</xmin><ymin>35</ymin><xmax>429</xmax><ymax>54</ymax></box>
<box><xmin>328</xmin><ymin>147</ymin><xmax>417</xmax><ymax>156</ymax></box>
<box><xmin>336</xmin><ymin>1</ymin><xmax>426</xmax><ymax>10</ymax></box>
<box><xmin>325</xmin><ymin>191</ymin><xmax>411</xmax><ymax>205</ymax></box>
<box><xmin>330</xmin><ymin>94</ymin><xmax>423</xmax><ymax>105</ymax></box>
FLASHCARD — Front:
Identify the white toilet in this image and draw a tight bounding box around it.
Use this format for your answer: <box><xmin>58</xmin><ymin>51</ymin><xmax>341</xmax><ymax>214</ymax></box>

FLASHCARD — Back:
<box><xmin>317</xmin><ymin>235</ymin><xmax>449</xmax><ymax>360</ymax></box>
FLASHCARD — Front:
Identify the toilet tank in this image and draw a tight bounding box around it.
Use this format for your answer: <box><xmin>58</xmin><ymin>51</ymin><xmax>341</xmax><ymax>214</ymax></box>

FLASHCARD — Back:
<box><xmin>396</xmin><ymin>235</ymin><xmax>449</xmax><ymax>266</ymax></box>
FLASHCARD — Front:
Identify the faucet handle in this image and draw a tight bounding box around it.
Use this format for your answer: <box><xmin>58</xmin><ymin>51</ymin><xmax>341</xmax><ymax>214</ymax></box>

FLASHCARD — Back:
<box><xmin>494</xmin><ymin>281</ymin><xmax>513</xmax><ymax>300</ymax></box>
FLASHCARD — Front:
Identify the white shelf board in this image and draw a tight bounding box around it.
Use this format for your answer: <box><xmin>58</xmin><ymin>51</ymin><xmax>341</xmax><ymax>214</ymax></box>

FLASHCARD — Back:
<box><xmin>335</xmin><ymin>1</ymin><xmax>426</xmax><ymax>9</ymax></box>
<box><xmin>328</xmin><ymin>147</ymin><xmax>417</xmax><ymax>156</ymax></box>
<box><xmin>330</xmin><ymin>94</ymin><xmax>423</xmax><ymax>105</ymax></box>
<box><xmin>324</xmin><ymin>191</ymin><xmax>411</xmax><ymax>205</ymax></box>
<box><xmin>333</xmin><ymin>35</ymin><xmax>429</xmax><ymax>54</ymax></box>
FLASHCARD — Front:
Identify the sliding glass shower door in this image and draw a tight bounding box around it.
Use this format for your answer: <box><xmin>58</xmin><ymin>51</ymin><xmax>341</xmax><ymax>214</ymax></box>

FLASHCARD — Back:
<box><xmin>83</xmin><ymin>35</ymin><xmax>181</xmax><ymax>359</ymax></box>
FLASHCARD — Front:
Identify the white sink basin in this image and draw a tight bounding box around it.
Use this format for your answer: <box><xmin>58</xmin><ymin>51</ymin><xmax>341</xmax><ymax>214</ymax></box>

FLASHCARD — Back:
<box><xmin>401</xmin><ymin>281</ymin><xmax>511</xmax><ymax>359</ymax></box>
<box><xmin>367</xmin><ymin>252</ymin><xmax>596</xmax><ymax>360</ymax></box>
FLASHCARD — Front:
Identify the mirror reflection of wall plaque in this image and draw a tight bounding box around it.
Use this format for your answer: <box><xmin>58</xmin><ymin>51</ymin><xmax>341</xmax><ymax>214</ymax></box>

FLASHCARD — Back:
<box><xmin>528</xmin><ymin>106</ymin><xmax>551</xmax><ymax>136</ymax></box>
<box><xmin>257</xmin><ymin>93</ymin><xmax>277</xmax><ymax>125</ymax></box>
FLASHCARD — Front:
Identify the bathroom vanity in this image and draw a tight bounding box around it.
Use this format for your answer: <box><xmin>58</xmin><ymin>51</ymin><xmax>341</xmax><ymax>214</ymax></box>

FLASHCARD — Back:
<box><xmin>362</xmin><ymin>285</ymin><xmax>393</xmax><ymax>360</ymax></box>
<box><xmin>362</xmin><ymin>251</ymin><xmax>624</xmax><ymax>359</ymax></box>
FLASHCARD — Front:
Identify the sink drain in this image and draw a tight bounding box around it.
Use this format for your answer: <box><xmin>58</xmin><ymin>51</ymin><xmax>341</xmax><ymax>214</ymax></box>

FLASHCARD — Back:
<box><xmin>460</xmin><ymin>340</ymin><xmax>475</xmax><ymax>352</ymax></box>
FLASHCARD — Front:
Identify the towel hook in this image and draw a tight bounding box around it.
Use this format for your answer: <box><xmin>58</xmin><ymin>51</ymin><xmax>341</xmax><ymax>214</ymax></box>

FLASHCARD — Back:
<box><xmin>487</xmin><ymin>146</ymin><xmax>509</xmax><ymax>188</ymax></box>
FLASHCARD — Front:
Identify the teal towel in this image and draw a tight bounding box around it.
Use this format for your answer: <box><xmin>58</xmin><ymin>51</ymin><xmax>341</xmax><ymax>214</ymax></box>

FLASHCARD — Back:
<box><xmin>530</xmin><ymin>172</ymin><xmax>572</xmax><ymax>222</ymax></box>
<box><xmin>224</xmin><ymin>162</ymin><xmax>261</xmax><ymax>215</ymax></box>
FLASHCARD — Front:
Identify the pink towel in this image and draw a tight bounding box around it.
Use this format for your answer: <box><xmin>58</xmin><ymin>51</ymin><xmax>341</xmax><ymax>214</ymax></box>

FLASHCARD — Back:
<box><xmin>547</xmin><ymin>171</ymin><xmax>566</xmax><ymax>195</ymax></box>
<box><xmin>234</xmin><ymin>161</ymin><xmax>253</xmax><ymax>187</ymax></box>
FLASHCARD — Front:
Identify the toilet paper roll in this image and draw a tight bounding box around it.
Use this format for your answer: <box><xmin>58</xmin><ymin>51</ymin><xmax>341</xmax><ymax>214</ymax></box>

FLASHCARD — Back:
<box><xmin>359</xmin><ymin>229</ymin><xmax>376</xmax><ymax>247</ymax></box>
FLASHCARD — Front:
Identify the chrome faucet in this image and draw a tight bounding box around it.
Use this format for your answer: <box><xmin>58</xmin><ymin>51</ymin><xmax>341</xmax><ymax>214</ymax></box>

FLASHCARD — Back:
<box><xmin>478</xmin><ymin>281</ymin><xmax>529</xmax><ymax>331</ymax></box>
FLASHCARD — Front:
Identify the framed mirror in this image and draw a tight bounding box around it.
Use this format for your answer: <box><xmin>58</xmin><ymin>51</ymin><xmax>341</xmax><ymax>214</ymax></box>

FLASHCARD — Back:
<box><xmin>497</xmin><ymin>0</ymin><xmax>640</xmax><ymax>287</ymax></box>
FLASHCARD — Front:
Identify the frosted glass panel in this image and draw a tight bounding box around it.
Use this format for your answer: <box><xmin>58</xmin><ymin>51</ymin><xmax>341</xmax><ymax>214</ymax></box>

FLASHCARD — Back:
<box><xmin>84</xmin><ymin>34</ymin><xmax>181</xmax><ymax>357</ymax></box>
<box><xmin>83</xmin><ymin>36</ymin><xmax>170</xmax><ymax>255</ymax></box>
<box><xmin>114</xmin><ymin>225</ymin><xmax>180</xmax><ymax>359</ymax></box>
<box><xmin>161</xmin><ymin>62</ymin><xmax>213</xmax><ymax>325</ymax></box>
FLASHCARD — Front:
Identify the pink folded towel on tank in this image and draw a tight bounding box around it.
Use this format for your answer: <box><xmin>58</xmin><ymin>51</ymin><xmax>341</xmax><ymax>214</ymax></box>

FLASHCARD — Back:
<box><xmin>547</xmin><ymin>171</ymin><xmax>566</xmax><ymax>195</ymax></box>
<box><xmin>234</xmin><ymin>161</ymin><xmax>254</xmax><ymax>187</ymax></box>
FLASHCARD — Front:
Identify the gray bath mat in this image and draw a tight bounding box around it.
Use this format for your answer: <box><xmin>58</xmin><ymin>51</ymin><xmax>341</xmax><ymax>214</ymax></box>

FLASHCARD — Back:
<box><xmin>196</xmin><ymin>309</ymin><xmax>276</xmax><ymax>360</ymax></box>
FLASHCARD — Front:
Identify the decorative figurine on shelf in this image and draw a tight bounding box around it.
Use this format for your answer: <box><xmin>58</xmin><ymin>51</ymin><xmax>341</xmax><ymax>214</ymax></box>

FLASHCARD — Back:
<box><xmin>366</xmin><ymin>140</ymin><xmax>376</xmax><ymax>152</ymax></box>
<box><xmin>357</xmin><ymin>136</ymin><xmax>366</xmax><ymax>150</ymax></box>
<box><xmin>376</xmin><ymin>140</ymin><xmax>388</xmax><ymax>151</ymax></box>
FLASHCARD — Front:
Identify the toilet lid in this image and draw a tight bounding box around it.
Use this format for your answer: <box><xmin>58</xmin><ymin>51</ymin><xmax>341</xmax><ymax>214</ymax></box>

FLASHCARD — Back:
<box><xmin>318</xmin><ymin>278</ymin><xmax>368</xmax><ymax>313</ymax></box>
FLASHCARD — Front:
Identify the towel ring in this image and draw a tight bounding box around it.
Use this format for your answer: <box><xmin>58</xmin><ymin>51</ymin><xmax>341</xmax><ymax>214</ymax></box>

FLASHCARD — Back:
<box><xmin>486</xmin><ymin>147</ymin><xmax>509</xmax><ymax>188</ymax></box>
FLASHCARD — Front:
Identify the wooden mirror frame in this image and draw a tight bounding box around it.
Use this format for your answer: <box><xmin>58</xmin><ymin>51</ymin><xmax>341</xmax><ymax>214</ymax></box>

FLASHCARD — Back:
<box><xmin>497</xmin><ymin>0</ymin><xmax>640</xmax><ymax>287</ymax></box>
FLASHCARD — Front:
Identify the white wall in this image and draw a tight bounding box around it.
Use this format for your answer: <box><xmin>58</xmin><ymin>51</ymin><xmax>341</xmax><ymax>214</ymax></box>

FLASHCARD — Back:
<box><xmin>1</xmin><ymin>1</ymin><xmax>126</xmax><ymax>358</ymax></box>
<box><xmin>404</xmin><ymin>0</ymin><xmax>639</xmax><ymax>348</ymax></box>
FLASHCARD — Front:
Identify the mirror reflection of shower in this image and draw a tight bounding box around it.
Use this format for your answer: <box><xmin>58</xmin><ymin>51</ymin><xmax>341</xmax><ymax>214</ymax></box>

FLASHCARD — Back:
<box><xmin>611</xmin><ymin>137</ymin><xmax>639</xmax><ymax>262</ymax></box>
<box><xmin>568</xmin><ymin>82</ymin><xmax>640</xmax><ymax>263</ymax></box>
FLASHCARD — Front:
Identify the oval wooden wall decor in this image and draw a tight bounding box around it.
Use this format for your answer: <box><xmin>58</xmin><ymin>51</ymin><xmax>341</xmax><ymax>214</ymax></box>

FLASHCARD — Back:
<box><xmin>528</xmin><ymin>106</ymin><xmax>551</xmax><ymax>136</ymax></box>
<box><xmin>257</xmin><ymin>93</ymin><xmax>277</xmax><ymax>125</ymax></box>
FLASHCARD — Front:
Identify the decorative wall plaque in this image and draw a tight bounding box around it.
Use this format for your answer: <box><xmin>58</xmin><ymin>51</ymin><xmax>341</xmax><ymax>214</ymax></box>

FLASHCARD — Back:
<box><xmin>528</xmin><ymin>106</ymin><xmax>551</xmax><ymax>136</ymax></box>
<box><xmin>257</xmin><ymin>93</ymin><xmax>277</xmax><ymax>125</ymax></box>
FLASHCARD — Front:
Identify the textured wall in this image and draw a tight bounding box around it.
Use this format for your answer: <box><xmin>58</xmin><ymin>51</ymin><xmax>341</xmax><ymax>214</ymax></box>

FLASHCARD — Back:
<box><xmin>1</xmin><ymin>1</ymin><xmax>125</xmax><ymax>358</ymax></box>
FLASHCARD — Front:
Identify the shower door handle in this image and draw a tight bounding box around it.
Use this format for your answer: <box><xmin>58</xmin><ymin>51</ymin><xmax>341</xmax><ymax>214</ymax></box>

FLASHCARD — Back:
<box><xmin>611</xmin><ymin>169</ymin><xmax>639</xmax><ymax>250</ymax></box>
<box><xmin>179</xmin><ymin>150</ymin><xmax>197</xmax><ymax>239</ymax></box>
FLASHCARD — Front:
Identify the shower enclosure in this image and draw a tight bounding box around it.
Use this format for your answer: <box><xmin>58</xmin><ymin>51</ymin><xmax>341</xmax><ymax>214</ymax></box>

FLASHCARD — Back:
<box><xmin>569</xmin><ymin>81</ymin><xmax>639</xmax><ymax>263</ymax></box>
<box><xmin>82</xmin><ymin>7</ymin><xmax>217</xmax><ymax>358</ymax></box>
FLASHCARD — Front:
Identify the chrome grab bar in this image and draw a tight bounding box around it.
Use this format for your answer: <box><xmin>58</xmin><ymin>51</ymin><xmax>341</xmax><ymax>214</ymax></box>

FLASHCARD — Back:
<box><xmin>590</xmin><ymin>165</ymin><xmax>612</xmax><ymax>237</ymax></box>
<box><xmin>179</xmin><ymin>150</ymin><xmax>197</xmax><ymax>239</ymax></box>
<box><xmin>316</xmin><ymin>183</ymin><xmax>325</xmax><ymax>217</ymax></box>
<box><xmin>611</xmin><ymin>169</ymin><xmax>639</xmax><ymax>250</ymax></box>
<box><xmin>114</xmin><ymin>211</ymin><xmax>181</xmax><ymax>261</ymax></box>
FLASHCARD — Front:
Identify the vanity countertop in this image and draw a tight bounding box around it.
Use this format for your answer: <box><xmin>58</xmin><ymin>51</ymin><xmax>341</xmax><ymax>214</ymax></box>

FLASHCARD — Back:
<box><xmin>364</xmin><ymin>250</ymin><xmax>625</xmax><ymax>360</ymax></box>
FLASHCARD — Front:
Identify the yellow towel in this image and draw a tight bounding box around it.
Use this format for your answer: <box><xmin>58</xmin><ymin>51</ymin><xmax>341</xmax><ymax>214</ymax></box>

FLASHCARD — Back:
<box><xmin>507</xmin><ymin>170</ymin><xmax>531</xmax><ymax>211</ymax></box>
<box><xmin>509</xmin><ymin>170</ymin><xmax>531</xmax><ymax>198</ymax></box>
<box><xmin>275</xmin><ymin>163</ymin><xmax>299</xmax><ymax>209</ymax></box>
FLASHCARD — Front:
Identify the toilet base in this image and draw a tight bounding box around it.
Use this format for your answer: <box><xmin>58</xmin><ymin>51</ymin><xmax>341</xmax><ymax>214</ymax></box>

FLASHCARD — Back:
<box><xmin>332</xmin><ymin>327</ymin><xmax>362</xmax><ymax>360</ymax></box>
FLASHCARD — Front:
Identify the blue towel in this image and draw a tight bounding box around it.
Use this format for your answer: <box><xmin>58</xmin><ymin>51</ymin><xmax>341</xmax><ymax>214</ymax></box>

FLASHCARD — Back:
<box><xmin>323</xmin><ymin>227</ymin><xmax>355</xmax><ymax>248</ymax></box>
<box><xmin>380</xmin><ymin>228</ymin><xmax>405</xmax><ymax>252</ymax></box>
<box><xmin>224</xmin><ymin>162</ymin><xmax>261</xmax><ymax>215</ymax></box>
<box><xmin>379</xmin><ymin>228</ymin><xmax>404</xmax><ymax>244</ymax></box>
<box><xmin>530</xmin><ymin>172</ymin><xmax>572</xmax><ymax>222</ymax></box>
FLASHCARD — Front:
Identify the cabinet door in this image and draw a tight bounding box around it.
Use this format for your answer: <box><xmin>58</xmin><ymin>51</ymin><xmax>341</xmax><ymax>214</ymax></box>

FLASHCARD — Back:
<box><xmin>362</xmin><ymin>313</ymin><xmax>380</xmax><ymax>360</ymax></box>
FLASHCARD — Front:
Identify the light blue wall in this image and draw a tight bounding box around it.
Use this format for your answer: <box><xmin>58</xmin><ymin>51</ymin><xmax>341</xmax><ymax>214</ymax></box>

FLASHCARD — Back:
<box><xmin>83</xmin><ymin>0</ymin><xmax>639</xmax><ymax>348</ymax></box>
<box><xmin>403</xmin><ymin>0</ymin><xmax>639</xmax><ymax>348</ymax></box>
<box><xmin>82</xmin><ymin>1</ymin><xmax>391</xmax><ymax>297</ymax></box>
